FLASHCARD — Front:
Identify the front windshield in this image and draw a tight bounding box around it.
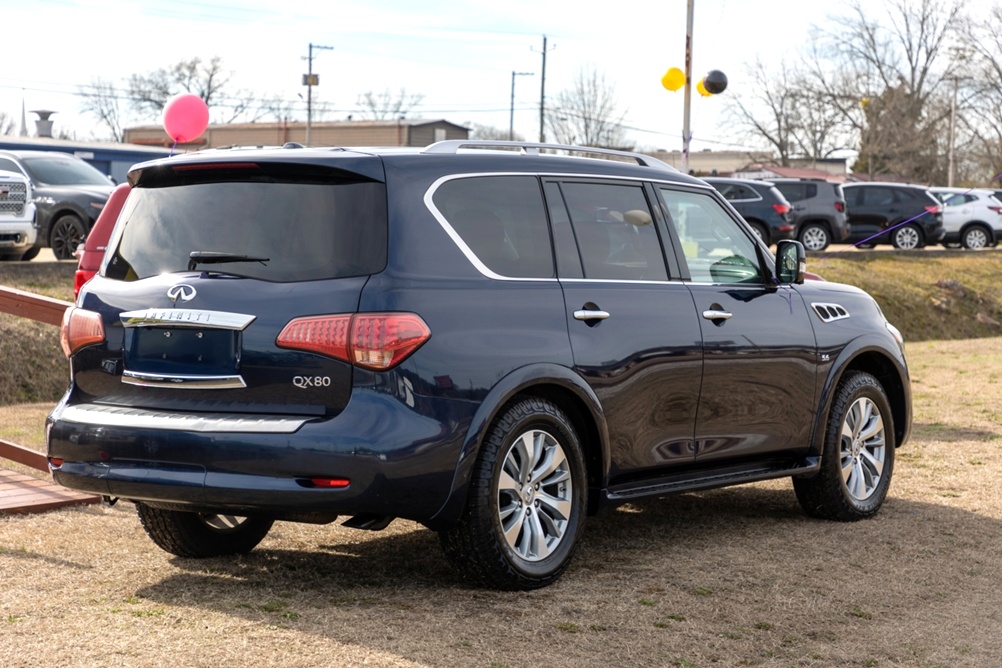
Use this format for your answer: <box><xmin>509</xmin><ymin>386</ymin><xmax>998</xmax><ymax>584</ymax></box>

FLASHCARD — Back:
<box><xmin>22</xmin><ymin>155</ymin><xmax>111</xmax><ymax>186</ymax></box>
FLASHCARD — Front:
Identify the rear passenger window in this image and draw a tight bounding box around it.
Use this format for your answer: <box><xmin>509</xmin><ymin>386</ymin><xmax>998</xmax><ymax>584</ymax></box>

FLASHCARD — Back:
<box><xmin>555</xmin><ymin>182</ymin><xmax>667</xmax><ymax>281</ymax></box>
<box><xmin>431</xmin><ymin>176</ymin><xmax>553</xmax><ymax>278</ymax></box>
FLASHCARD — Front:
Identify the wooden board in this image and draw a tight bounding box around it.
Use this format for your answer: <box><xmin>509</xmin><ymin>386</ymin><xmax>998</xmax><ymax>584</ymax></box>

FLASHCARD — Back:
<box><xmin>0</xmin><ymin>469</ymin><xmax>100</xmax><ymax>515</ymax></box>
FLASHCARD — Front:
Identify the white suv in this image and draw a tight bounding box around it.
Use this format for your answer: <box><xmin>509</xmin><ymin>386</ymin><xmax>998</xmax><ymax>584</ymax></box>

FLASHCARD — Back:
<box><xmin>929</xmin><ymin>187</ymin><xmax>1002</xmax><ymax>249</ymax></box>
<box><xmin>0</xmin><ymin>169</ymin><xmax>37</xmax><ymax>261</ymax></box>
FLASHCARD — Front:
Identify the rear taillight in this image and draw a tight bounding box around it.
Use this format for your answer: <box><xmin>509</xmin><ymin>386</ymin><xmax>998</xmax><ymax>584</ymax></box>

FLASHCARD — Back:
<box><xmin>73</xmin><ymin>269</ymin><xmax>97</xmax><ymax>299</ymax></box>
<box><xmin>772</xmin><ymin>203</ymin><xmax>791</xmax><ymax>216</ymax></box>
<box><xmin>989</xmin><ymin>206</ymin><xmax>1002</xmax><ymax>215</ymax></box>
<box><xmin>925</xmin><ymin>205</ymin><xmax>941</xmax><ymax>215</ymax></box>
<box><xmin>835</xmin><ymin>201</ymin><xmax>846</xmax><ymax>213</ymax></box>
<box><xmin>276</xmin><ymin>312</ymin><xmax>431</xmax><ymax>371</ymax></box>
<box><xmin>60</xmin><ymin>307</ymin><xmax>105</xmax><ymax>358</ymax></box>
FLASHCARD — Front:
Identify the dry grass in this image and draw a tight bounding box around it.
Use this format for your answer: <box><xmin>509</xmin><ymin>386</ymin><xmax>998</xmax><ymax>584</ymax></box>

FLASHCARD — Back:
<box><xmin>2</xmin><ymin>337</ymin><xmax>1001</xmax><ymax>667</ymax></box>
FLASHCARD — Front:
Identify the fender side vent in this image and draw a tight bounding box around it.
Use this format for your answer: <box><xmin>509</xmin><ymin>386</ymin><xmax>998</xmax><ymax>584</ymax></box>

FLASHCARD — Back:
<box><xmin>812</xmin><ymin>302</ymin><xmax>850</xmax><ymax>323</ymax></box>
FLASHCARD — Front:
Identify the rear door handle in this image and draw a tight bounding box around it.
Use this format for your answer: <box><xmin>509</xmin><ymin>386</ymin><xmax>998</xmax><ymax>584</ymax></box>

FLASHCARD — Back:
<box><xmin>702</xmin><ymin>309</ymin><xmax>732</xmax><ymax>320</ymax></box>
<box><xmin>574</xmin><ymin>309</ymin><xmax>610</xmax><ymax>321</ymax></box>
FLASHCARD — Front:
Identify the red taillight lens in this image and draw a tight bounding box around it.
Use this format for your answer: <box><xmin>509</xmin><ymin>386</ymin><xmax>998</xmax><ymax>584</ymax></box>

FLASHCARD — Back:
<box><xmin>835</xmin><ymin>201</ymin><xmax>846</xmax><ymax>213</ymax></box>
<box><xmin>59</xmin><ymin>307</ymin><xmax>105</xmax><ymax>358</ymax></box>
<box><xmin>989</xmin><ymin>206</ymin><xmax>1002</xmax><ymax>215</ymax></box>
<box><xmin>73</xmin><ymin>269</ymin><xmax>97</xmax><ymax>299</ymax></box>
<box><xmin>773</xmin><ymin>203</ymin><xmax>791</xmax><ymax>215</ymax></box>
<box><xmin>306</xmin><ymin>477</ymin><xmax>350</xmax><ymax>488</ymax></box>
<box><xmin>925</xmin><ymin>205</ymin><xmax>941</xmax><ymax>215</ymax></box>
<box><xmin>276</xmin><ymin>313</ymin><xmax>431</xmax><ymax>371</ymax></box>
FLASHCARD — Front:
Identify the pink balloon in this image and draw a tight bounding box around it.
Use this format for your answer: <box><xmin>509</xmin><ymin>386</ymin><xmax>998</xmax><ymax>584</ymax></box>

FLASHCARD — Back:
<box><xmin>162</xmin><ymin>93</ymin><xmax>209</xmax><ymax>143</ymax></box>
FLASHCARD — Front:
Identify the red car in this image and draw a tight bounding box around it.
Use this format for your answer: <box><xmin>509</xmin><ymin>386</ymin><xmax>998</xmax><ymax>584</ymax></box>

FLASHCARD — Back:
<box><xmin>74</xmin><ymin>183</ymin><xmax>130</xmax><ymax>298</ymax></box>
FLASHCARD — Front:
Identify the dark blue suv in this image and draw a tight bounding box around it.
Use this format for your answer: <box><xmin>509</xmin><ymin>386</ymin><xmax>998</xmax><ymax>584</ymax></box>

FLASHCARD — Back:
<box><xmin>49</xmin><ymin>141</ymin><xmax>911</xmax><ymax>589</ymax></box>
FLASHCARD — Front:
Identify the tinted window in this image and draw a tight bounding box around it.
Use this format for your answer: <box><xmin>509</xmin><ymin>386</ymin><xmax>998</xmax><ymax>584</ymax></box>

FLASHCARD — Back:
<box><xmin>861</xmin><ymin>187</ymin><xmax>895</xmax><ymax>206</ymax></box>
<box><xmin>106</xmin><ymin>177</ymin><xmax>387</xmax><ymax>283</ymax></box>
<box><xmin>21</xmin><ymin>155</ymin><xmax>111</xmax><ymax>186</ymax></box>
<box><xmin>432</xmin><ymin>175</ymin><xmax>553</xmax><ymax>278</ymax></box>
<box><xmin>715</xmin><ymin>183</ymin><xmax>759</xmax><ymax>201</ymax></box>
<box><xmin>775</xmin><ymin>183</ymin><xmax>806</xmax><ymax>201</ymax></box>
<box><xmin>557</xmin><ymin>182</ymin><xmax>666</xmax><ymax>281</ymax></box>
<box><xmin>0</xmin><ymin>157</ymin><xmax>24</xmax><ymax>176</ymax></box>
<box><xmin>659</xmin><ymin>188</ymin><xmax>764</xmax><ymax>284</ymax></box>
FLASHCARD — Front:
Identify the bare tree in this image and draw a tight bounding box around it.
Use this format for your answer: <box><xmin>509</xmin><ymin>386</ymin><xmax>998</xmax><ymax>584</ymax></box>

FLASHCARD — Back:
<box><xmin>468</xmin><ymin>123</ymin><xmax>522</xmax><ymax>141</ymax></box>
<box><xmin>356</xmin><ymin>89</ymin><xmax>424</xmax><ymax>120</ymax></box>
<box><xmin>547</xmin><ymin>66</ymin><xmax>632</xmax><ymax>150</ymax></box>
<box><xmin>0</xmin><ymin>112</ymin><xmax>15</xmax><ymax>136</ymax></box>
<box><xmin>79</xmin><ymin>78</ymin><xmax>126</xmax><ymax>141</ymax></box>
<box><xmin>127</xmin><ymin>56</ymin><xmax>259</xmax><ymax>124</ymax></box>
<box><xmin>806</xmin><ymin>0</ymin><xmax>963</xmax><ymax>182</ymax></box>
<box><xmin>959</xmin><ymin>4</ymin><xmax>1002</xmax><ymax>185</ymax></box>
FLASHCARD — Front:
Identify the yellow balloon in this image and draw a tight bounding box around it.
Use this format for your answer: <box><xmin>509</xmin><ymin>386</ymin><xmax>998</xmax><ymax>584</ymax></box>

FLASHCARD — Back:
<box><xmin>696</xmin><ymin>78</ymin><xmax>712</xmax><ymax>97</ymax></box>
<box><xmin>661</xmin><ymin>67</ymin><xmax>685</xmax><ymax>92</ymax></box>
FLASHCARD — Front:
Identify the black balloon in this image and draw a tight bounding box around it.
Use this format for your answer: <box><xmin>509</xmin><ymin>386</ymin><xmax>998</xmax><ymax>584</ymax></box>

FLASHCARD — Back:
<box><xmin>704</xmin><ymin>70</ymin><xmax>728</xmax><ymax>95</ymax></box>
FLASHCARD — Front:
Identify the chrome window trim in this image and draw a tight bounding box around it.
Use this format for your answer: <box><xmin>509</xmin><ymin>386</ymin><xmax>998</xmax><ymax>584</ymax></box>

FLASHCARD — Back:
<box><xmin>424</xmin><ymin>172</ymin><xmax>715</xmax><ymax>282</ymax></box>
<box><xmin>122</xmin><ymin>371</ymin><xmax>247</xmax><ymax>390</ymax></box>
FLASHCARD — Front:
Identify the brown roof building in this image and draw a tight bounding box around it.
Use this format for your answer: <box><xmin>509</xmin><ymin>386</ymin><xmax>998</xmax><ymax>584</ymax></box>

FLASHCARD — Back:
<box><xmin>124</xmin><ymin>118</ymin><xmax>470</xmax><ymax>150</ymax></box>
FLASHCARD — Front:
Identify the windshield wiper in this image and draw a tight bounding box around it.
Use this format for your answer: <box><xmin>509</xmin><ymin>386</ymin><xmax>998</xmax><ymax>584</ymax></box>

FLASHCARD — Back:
<box><xmin>188</xmin><ymin>251</ymin><xmax>270</xmax><ymax>271</ymax></box>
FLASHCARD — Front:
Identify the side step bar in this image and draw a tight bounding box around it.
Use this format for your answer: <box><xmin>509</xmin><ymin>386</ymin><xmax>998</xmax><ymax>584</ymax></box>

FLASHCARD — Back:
<box><xmin>604</xmin><ymin>457</ymin><xmax>821</xmax><ymax>504</ymax></box>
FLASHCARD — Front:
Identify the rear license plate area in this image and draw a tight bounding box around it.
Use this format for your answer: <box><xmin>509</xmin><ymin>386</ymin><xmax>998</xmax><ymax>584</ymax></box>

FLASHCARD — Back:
<box><xmin>124</xmin><ymin>327</ymin><xmax>239</xmax><ymax>376</ymax></box>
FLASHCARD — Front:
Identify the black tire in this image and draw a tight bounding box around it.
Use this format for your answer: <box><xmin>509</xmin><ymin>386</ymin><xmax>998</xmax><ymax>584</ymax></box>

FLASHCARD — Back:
<box><xmin>50</xmin><ymin>214</ymin><xmax>87</xmax><ymax>260</ymax></box>
<box><xmin>891</xmin><ymin>224</ymin><xmax>923</xmax><ymax>250</ymax></box>
<box><xmin>961</xmin><ymin>225</ymin><xmax>991</xmax><ymax>250</ymax></box>
<box><xmin>439</xmin><ymin>397</ymin><xmax>587</xmax><ymax>590</ymax></box>
<box><xmin>20</xmin><ymin>246</ymin><xmax>41</xmax><ymax>261</ymax></box>
<box><xmin>794</xmin><ymin>371</ymin><xmax>895</xmax><ymax>521</ymax></box>
<box><xmin>798</xmin><ymin>223</ymin><xmax>831</xmax><ymax>252</ymax></box>
<box><xmin>136</xmin><ymin>503</ymin><xmax>274</xmax><ymax>557</ymax></box>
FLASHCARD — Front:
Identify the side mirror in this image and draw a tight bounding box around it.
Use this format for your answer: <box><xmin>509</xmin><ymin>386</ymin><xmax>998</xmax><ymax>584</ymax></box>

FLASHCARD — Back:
<box><xmin>775</xmin><ymin>239</ymin><xmax>805</xmax><ymax>285</ymax></box>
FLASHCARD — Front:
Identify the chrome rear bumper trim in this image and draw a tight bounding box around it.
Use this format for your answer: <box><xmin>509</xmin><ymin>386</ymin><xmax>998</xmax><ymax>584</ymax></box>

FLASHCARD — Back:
<box><xmin>59</xmin><ymin>404</ymin><xmax>309</xmax><ymax>434</ymax></box>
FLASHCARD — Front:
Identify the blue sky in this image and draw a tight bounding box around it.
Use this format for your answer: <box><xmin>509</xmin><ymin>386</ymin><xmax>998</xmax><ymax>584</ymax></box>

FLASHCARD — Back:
<box><xmin>0</xmin><ymin>0</ymin><xmax>898</xmax><ymax>152</ymax></box>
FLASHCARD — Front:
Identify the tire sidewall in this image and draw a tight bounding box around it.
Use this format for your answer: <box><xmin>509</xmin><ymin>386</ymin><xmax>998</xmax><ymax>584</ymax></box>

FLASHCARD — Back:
<box><xmin>487</xmin><ymin>403</ymin><xmax>587</xmax><ymax>581</ymax></box>
<box><xmin>826</xmin><ymin>373</ymin><xmax>896</xmax><ymax>516</ymax></box>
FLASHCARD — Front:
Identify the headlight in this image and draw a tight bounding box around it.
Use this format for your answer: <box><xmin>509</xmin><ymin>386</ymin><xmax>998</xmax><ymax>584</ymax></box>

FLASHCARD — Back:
<box><xmin>885</xmin><ymin>321</ymin><xmax>904</xmax><ymax>350</ymax></box>
<box><xmin>33</xmin><ymin>196</ymin><xmax>56</xmax><ymax>206</ymax></box>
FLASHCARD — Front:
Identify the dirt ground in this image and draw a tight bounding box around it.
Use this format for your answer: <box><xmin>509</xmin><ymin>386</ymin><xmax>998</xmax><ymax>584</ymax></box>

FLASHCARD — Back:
<box><xmin>2</xmin><ymin>338</ymin><xmax>1001</xmax><ymax>668</ymax></box>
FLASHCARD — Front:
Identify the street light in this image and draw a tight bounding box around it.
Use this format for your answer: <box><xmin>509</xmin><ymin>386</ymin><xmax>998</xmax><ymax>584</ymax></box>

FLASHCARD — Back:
<box><xmin>302</xmin><ymin>42</ymin><xmax>333</xmax><ymax>146</ymax></box>
<box><xmin>510</xmin><ymin>71</ymin><xmax>534</xmax><ymax>141</ymax></box>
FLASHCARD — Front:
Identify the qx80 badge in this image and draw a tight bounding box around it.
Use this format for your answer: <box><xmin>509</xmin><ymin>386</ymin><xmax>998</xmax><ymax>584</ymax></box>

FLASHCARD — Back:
<box><xmin>167</xmin><ymin>284</ymin><xmax>197</xmax><ymax>303</ymax></box>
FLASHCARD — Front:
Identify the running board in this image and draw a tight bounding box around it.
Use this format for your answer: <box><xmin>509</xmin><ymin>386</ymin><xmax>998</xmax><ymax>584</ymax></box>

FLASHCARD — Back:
<box><xmin>605</xmin><ymin>457</ymin><xmax>821</xmax><ymax>503</ymax></box>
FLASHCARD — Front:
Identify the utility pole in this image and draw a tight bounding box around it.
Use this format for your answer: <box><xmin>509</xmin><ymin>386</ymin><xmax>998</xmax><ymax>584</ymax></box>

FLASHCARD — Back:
<box><xmin>533</xmin><ymin>35</ymin><xmax>556</xmax><ymax>142</ymax></box>
<box><xmin>302</xmin><ymin>42</ymin><xmax>333</xmax><ymax>146</ymax></box>
<box><xmin>681</xmin><ymin>0</ymin><xmax>694</xmax><ymax>174</ymax></box>
<box><xmin>510</xmin><ymin>71</ymin><xmax>534</xmax><ymax>141</ymax></box>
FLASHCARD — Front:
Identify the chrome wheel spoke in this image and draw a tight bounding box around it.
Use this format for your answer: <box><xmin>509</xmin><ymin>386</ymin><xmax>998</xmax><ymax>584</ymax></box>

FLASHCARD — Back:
<box><xmin>839</xmin><ymin>396</ymin><xmax>887</xmax><ymax>502</ymax></box>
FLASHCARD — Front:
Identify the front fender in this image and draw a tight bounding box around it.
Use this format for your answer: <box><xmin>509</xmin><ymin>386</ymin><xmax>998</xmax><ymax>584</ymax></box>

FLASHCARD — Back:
<box><xmin>426</xmin><ymin>363</ymin><xmax>608</xmax><ymax>529</ymax></box>
<box><xmin>810</xmin><ymin>332</ymin><xmax>911</xmax><ymax>457</ymax></box>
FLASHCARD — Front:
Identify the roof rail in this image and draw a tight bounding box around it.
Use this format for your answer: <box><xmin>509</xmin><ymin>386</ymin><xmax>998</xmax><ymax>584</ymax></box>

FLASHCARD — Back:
<box><xmin>423</xmin><ymin>140</ymin><xmax>676</xmax><ymax>171</ymax></box>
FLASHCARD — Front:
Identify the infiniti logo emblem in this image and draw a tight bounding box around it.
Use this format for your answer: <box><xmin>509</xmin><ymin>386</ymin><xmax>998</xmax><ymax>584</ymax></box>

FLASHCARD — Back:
<box><xmin>167</xmin><ymin>284</ymin><xmax>197</xmax><ymax>303</ymax></box>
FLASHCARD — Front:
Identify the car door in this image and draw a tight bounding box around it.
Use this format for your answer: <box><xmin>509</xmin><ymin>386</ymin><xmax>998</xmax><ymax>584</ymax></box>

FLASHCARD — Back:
<box><xmin>656</xmin><ymin>185</ymin><xmax>819</xmax><ymax>462</ymax></box>
<box><xmin>544</xmin><ymin>179</ymin><xmax>703</xmax><ymax>481</ymax></box>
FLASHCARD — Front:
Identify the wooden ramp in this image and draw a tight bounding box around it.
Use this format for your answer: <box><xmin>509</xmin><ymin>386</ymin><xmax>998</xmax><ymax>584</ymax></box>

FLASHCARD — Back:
<box><xmin>0</xmin><ymin>438</ymin><xmax>100</xmax><ymax>515</ymax></box>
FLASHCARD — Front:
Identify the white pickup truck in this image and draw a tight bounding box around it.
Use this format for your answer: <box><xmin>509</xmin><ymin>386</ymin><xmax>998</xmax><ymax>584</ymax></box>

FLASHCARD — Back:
<box><xmin>0</xmin><ymin>169</ymin><xmax>36</xmax><ymax>261</ymax></box>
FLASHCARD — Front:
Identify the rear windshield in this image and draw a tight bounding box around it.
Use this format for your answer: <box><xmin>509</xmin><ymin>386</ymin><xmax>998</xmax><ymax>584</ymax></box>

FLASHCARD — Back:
<box><xmin>105</xmin><ymin>172</ymin><xmax>387</xmax><ymax>283</ymax></box>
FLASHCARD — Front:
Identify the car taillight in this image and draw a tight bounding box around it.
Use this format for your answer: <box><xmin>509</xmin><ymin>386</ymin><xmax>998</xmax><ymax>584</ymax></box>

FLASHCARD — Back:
<box><xmin>989</xmin><ymin>206</ymin><xmax>1002</xmax><ymax>215</ymax></box>
<box><xmin>276</xmin><ymin>312</ymin><xmax>431</xmax><ymax>371</ymax></box>
<box><xmin>74</xmin><ymin>269</ymin><xmax>97</xmax><ymax>299</ymax></box>
<box><xmin>773</xmin><ymin>203</ymin><xmax>791</xmax><ymax>215</ymax></box>
<box><xmin>834</xmin><ymin>201</ymin><xmax>846</xmax><ymax>213</ymax></box>
<box><xmin>60</xmin><ymin>307</ymin><xmax>105</xmax><ymax>358</ymax></box>
<box><xmin>925</xmin><ymin>205</ymin><xmax>941</xmax><ymax>215</ymax></box>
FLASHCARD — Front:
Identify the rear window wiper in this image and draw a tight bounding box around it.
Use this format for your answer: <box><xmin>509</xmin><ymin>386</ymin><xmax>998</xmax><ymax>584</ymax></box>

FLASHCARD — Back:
<box><xmin>188</xmin><ymin>251</ymin><xmax>270</xmax><ymax>271</ymax></box>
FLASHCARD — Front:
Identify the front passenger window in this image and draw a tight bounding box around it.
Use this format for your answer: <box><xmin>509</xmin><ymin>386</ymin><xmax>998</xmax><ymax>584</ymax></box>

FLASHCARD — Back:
<box><xmin>659</xmin><ymin>188</ymin><xmax>764</xmax><ymax>284</ymax></box>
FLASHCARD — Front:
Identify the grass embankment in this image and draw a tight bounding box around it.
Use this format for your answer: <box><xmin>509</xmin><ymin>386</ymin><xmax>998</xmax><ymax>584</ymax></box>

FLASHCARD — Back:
<box><xmin>810</xmin><ymin>250</ymin><xmax>1002</xmax><ymax>342</ymax></box>
<box><xmin>0</xmin><ymin>262</ymin><xmax>74</xmax><ymax>406</ymax></box>
<box><xmin>0</xmin><ymin>251</ymin><xmax>1000</xmax><ymax>407</ymax></box>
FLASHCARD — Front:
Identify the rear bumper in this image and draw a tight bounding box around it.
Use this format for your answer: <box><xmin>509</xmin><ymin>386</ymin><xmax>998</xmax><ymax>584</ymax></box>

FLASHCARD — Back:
<box><xmin>47</xmin><ymin>388</ymin><xmax>476</xmax><ymax>525</ymax></box>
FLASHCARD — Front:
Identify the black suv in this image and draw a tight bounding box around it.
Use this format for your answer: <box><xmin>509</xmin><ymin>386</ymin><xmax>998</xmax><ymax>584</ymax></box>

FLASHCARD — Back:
<box><xmin>702</xmin><ymin>176</ymin><xmax>795</xmax><ymax>246</ymax></box>
<box><xmin>0</xmin><ymin>150</ymin><xmax>115</xmax><ymax>260</ymax></box>
<box><xmin>842</xmin><ymin>182</ymin><xmax>945</xmax><ymax>250</ymax></box>
<box><xmin>771</xmin><ymin>178</ymin><xmax>850</xmax><ymax>252</ymax></box>
<box><xmin>50</xmin><ymin>141</ymin><xmax>911</xmax><ymax>590</ymax></box>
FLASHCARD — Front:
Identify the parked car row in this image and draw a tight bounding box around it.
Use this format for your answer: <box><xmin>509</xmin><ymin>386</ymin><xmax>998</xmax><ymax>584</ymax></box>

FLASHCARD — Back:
<box><xmin>703</xmin><ymin>176</ymin><xmax>1002</xmax><ymax>252</ymax></box>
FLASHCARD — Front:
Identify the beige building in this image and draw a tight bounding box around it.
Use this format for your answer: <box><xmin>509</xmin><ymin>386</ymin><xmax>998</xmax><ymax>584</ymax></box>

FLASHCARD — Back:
<box><xmin>650</xmin><ymin>149</ymin><xmax>775</xmax><ymax>176</ymax></box>
<box><xmin>124</xmin><ymin>118</ymin><xmax>470</xmax><ymax>150</ymax></box>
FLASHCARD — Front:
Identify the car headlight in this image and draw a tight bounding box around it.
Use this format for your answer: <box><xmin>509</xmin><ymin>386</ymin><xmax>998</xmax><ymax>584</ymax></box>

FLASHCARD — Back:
<box><xmin>33</xmin><ymin>196</ymin><xmax>56</xmax><ymax>206</ymax></box>
<box><xmin>885</xmin><ymin>321</ymin><xmax>904</xmax><ymax>351</ymax></box>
